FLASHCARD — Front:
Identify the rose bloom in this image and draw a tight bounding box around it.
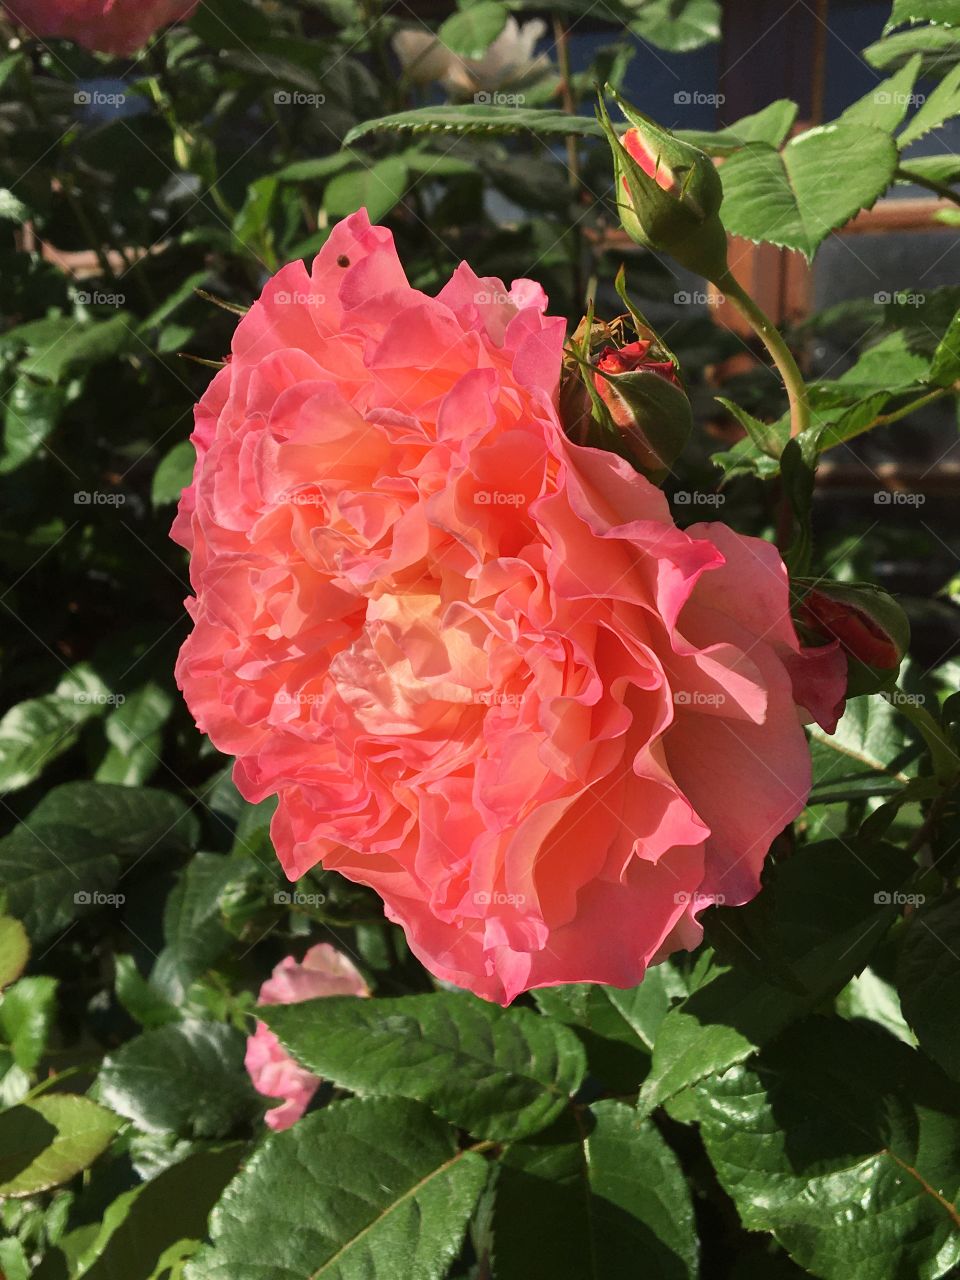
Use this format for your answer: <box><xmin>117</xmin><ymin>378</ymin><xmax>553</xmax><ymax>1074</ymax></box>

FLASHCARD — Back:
<box><xmin>4</xmin><ymin>0</ymin><xmax>198</xmax><ymax>55</ymax></box>
<box><xmin>245</xmin><ymin>943</ymin><xmax>368</xmax><ymax>1131</ymax></box>
<box><xmin>174</xmin><ymin>209</ymin><xmax>845</xmax><ymax>1005</ymax></box>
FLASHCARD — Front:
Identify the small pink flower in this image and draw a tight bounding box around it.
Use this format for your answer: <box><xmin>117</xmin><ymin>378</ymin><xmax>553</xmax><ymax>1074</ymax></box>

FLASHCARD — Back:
<box><xmin>4</xmin><ymin>0</ymin><xmax>198</xmax><ymax>56</ymax></box>
<box><xmin>244</xmin><ymin>944</ymin><xmax>368</xmax><ymax>1131</ymax></box>
<box><xmin>175</xmin><ymin>209</ymin><xmax>846</xmax><ymax>1006</ymax></box>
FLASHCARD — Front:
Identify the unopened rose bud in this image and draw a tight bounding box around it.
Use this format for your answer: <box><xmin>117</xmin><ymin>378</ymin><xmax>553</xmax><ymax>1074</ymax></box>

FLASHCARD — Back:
<box><xmin>559</xmin><ymin>322</ymin><xmax>691</xmax><ymax>479</ymax></box>
<box><xmin>598</xmin><ymin>91</ymin><xmax>728</xmax><ymax>279</ymax></box>
<box><xmin>796</xmin><ymin>580</ymin><xmax>909</xmax><ymax>696</ymax></box>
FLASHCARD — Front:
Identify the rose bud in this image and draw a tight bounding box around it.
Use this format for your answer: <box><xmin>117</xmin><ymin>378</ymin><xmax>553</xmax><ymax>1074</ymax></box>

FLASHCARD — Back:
<box><xmin>796</xmin><ymin>579</ymin><xmax>909</xmax><ymax>697</ymax></box>
<box><xmin>559</xmin><ymin>321</ymin><xmax>691</xmax><ymax>479</ymax></box>
<box><xmin>598</xmin><ymin>90</ymin><xmax>728</xmax><ymax>279</ymax></box>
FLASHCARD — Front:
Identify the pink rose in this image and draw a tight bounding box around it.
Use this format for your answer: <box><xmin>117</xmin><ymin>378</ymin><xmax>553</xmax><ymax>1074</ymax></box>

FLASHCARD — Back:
<box><xmin>244</xmin><ymin>943</ymin><xmax>368</xmax><ymax>1131</ymax></box>
<box><xmin>4</xmin><ymin>0</ymin><xmax>198</xmax><ymax>55</ymax></box>
<box><xmin>174</xmin><ymin>209</ymin><xmax>845</xmax><ymax>1005</ymax></box>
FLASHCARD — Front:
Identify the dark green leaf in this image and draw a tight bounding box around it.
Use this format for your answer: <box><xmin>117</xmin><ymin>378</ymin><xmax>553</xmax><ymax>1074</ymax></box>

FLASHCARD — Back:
<box><xmin>678</xmin><ymin>100</ymin><xmax>798</xmax><ymax>154</ymax></box>
<box><xmin>98</xmin><ymin>1020</ymin><xmax>259</xmax><ymax>1139</ymax></box>
<box><xmin>344</xmin><ymin>106</ymin><xmax>604</xmax><ymax>147</ymax></box>
<box><xmin>438</xmin><ymin>2</ymin><xmax>508</xmax><ymax>59</ymax></box>
<box><xmin>0</xmin><ymin>975</ymin><xmax>57</xmax><ymax>1071</ymax></box>
<box><xmin>0</xmin><ymin>376</ymin><xmax>64</xmax><ymax>474</ymax></box>
<box><xmin>0</xmin><ymin>916</ymin><xmax>29</xmax><ymax>989</ymax></box>
<box><xmin>185</xmin><ymin>1098</ymin><xmax>487</xmax><ymax>1280</ymax></box>
<box><xmin>898</xmin><ymin>895</ymin><xmax>960</xmax><ymax>1080</ymax></box>
<box><xmin>324</xmin><ymin>157</ymin><xmax>409</xmax><ymax>222</ymax></box>
<box><xmin>629</xmin><ymin>0</ymin><xmax>721</xmax><ymax>52</ymax></box>
<box><xmin>493</xmin><ymin>1102</ymin><xmax>698</xmax><ymax>1279</ymax></box>
<box><xmin>152</xmin><ymin>440</ymin><xmax>196</xmax><ymax>507</ymax></box>
<box><xmin>263</xmin><ymin>991</ymin><xmax>586</xmax><ymax>1140</ymax></box>
<box><xmin>696</xmin><ymin>1017</ymin><xmax>960</xmax><ymax>1279</ymax></box>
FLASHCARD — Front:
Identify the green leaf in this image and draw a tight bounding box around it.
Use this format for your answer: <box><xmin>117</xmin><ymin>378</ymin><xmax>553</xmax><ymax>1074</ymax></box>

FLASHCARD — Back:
<box><xmin>886</xmin><ymin>0</ymin><xmax>960</xmax><ymax>31</ymax></box>
<box><xmin>263</xmin><ymin>991</ymin><xmax>586</xmax><ymax>1141</ymax></box>
<box><xmin>900</xmin><ymin>60</ymin><xmax>960</xmax><ymax>143</ymax></box>
<box><xmin>152</xmin><ymin>440</ymin><xmax>196</xmax><ymax>507</ymax></box>
<box><xmin>809</xmin><ymin>693</ymin><xmax>921</xmax><ymax>801</ymax></box>
<box><xmin>114</xmin><ymin>955</ymin><xmax>179</xmax><ymax>1028</ymax></box>
<box><xmin>899</xmin><ymin>153</ymin><xmax>960</xmax><ymax>184</ymax></box>
<box><xmin>185</xmin><ymin>1098</ymin><xmax>488</xmax><ymax>1280</ymax></box>
<box><xmin>0</xmin><ymin>376</ymin><xmax>64</xmax><ymax>474</ymax></box>
<box><xmin>493</xmin><ymin>1101</ymin><xmax>698</xmax><ymax>1278</ymax></box>
<box><xmin>324</xmin><ymin>156</ymin><xmax>410</xmax><ymax>222</ymax></box>
<box><xmin>74</xmin><ymin>1146</ymin><xmax>244</xmax><ymax>1280</ymax></box>
<box><xmin>719</xmin><ymin>126</ymin><xmax>899</xmax><ymax>258</ymax></box>
<box><xmin>837</xmin><ymin>967</ymin><xmax>916</xmax><ymax>1045</ymax></box>
<box><xmin>103</xmin><ymin>682</ymin><xmax>173</xmax><ymax>756</ymax></box>
<box><xmin>0</xmin><ymin>691</ymin><xmax>99</xmax><ymax>792</ymax></box>
<box><xmin>629</xmin><ymin>0</ymin><xmax>721</xmax><ymax>52</ymax></box>
<box><xmin>0</xmin><ymin>1239</ymin><xmax>29</xmax><ymax>1280</ymax></box>
<box><xmin>0</xmin><ymin>783</ymin><xmax>198</xmax><ymax>942</ymax></box>
<box><xmin>677</xmin><ymin>99</ymin><xmax>798</xmax><ymax>154</ymax></box>
<box><xmin>929</xmin><ymin>306</ymin><xmax>960</xmax><ymax>384</ymax></box>
<box><xmin>696</xmin><ymin>1017</ymin><xmax>960</xmax><ymax>1280</ymax></box>
<box><xmin>0</xmin><ymin>975</ymin><xmax>57</xmax><ymax>1071</ymax></box>
<box><xmin>152</xmin><ymin>853</ymin><xmax>251</xmax><ymax>1001</ymax></box>
<box><xmin>715</xmin><ymin>396</ymin><xmax>785</xmax><ymax>457</ymax></box>
<box><xmin>21</xmin><ymin>314</ymin><xmax>132</xmax><ymax>383</ymax></box>
<box><xmin>98</xmin><ymin>1020</ymin><xmax>259</xmax><ymax>1139</ymax></box>
<box><xmin>438</xmin><ymin>2</ymin><xmax>508</xmax><ymax>59</ymax></box>
<box><xmin>0</xmin><ymin>916</ymin><xmax>29</xmax><ymax>989</ymax></box>
<box><xmin>533</xmin><ymin>966</ymin><xmax>684</xmax><ymax>1092</ymax></box>
<box><xmin>839</xmin><ymin>55</ymin><xmax>922</xmax><ymax>130</ymax></box>
<box><xmin>344</xmin><ymin>105</ymin><xmax>604</xmax><ymax>147</ymax></box>
<box><xmin>898</xmin><ymin>896</ymin><xmax>960</xmax><ymax>1080</ymax></box>
<box><xmin>0</xmin><ymin>1095</ymin><xmax>121</xmax><ymax>1197</ymax></box>
<box><xmin>866</xmin><ymin>23</ymin><xmax>960</xmax><ymax>74</ymax></box>
<box><xmin>638</xmin><ymin>839</ymin><xmax>913</xmax><ymax>1115</ymax></box>
<box><xmin>271</xmin><ymin>153</ymin><xmax>355</xmax><ymax>183</ymax></box>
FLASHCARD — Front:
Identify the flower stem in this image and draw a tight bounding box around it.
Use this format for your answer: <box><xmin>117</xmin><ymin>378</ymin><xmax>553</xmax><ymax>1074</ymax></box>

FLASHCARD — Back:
<box><xmin>714</xmin><ymin>269</ymin><xmax>811</xmax><ymax>438</ymax></box>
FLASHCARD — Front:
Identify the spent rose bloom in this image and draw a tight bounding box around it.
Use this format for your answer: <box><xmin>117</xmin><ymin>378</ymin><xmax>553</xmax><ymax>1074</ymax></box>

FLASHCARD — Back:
<box><xmin>174</xmin><ymin>208</ymin><xmax>846</xmax><ymax>1005</ymax></box>
<box><xmin>4</xmin><ymin>0</ymin><xmax>198</xmax><ymax>55</ymax></box>
<box><xmin>245</xmin><ymin>943</ymin><xmax>368</xmax><ymax>1131</ymax></box>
